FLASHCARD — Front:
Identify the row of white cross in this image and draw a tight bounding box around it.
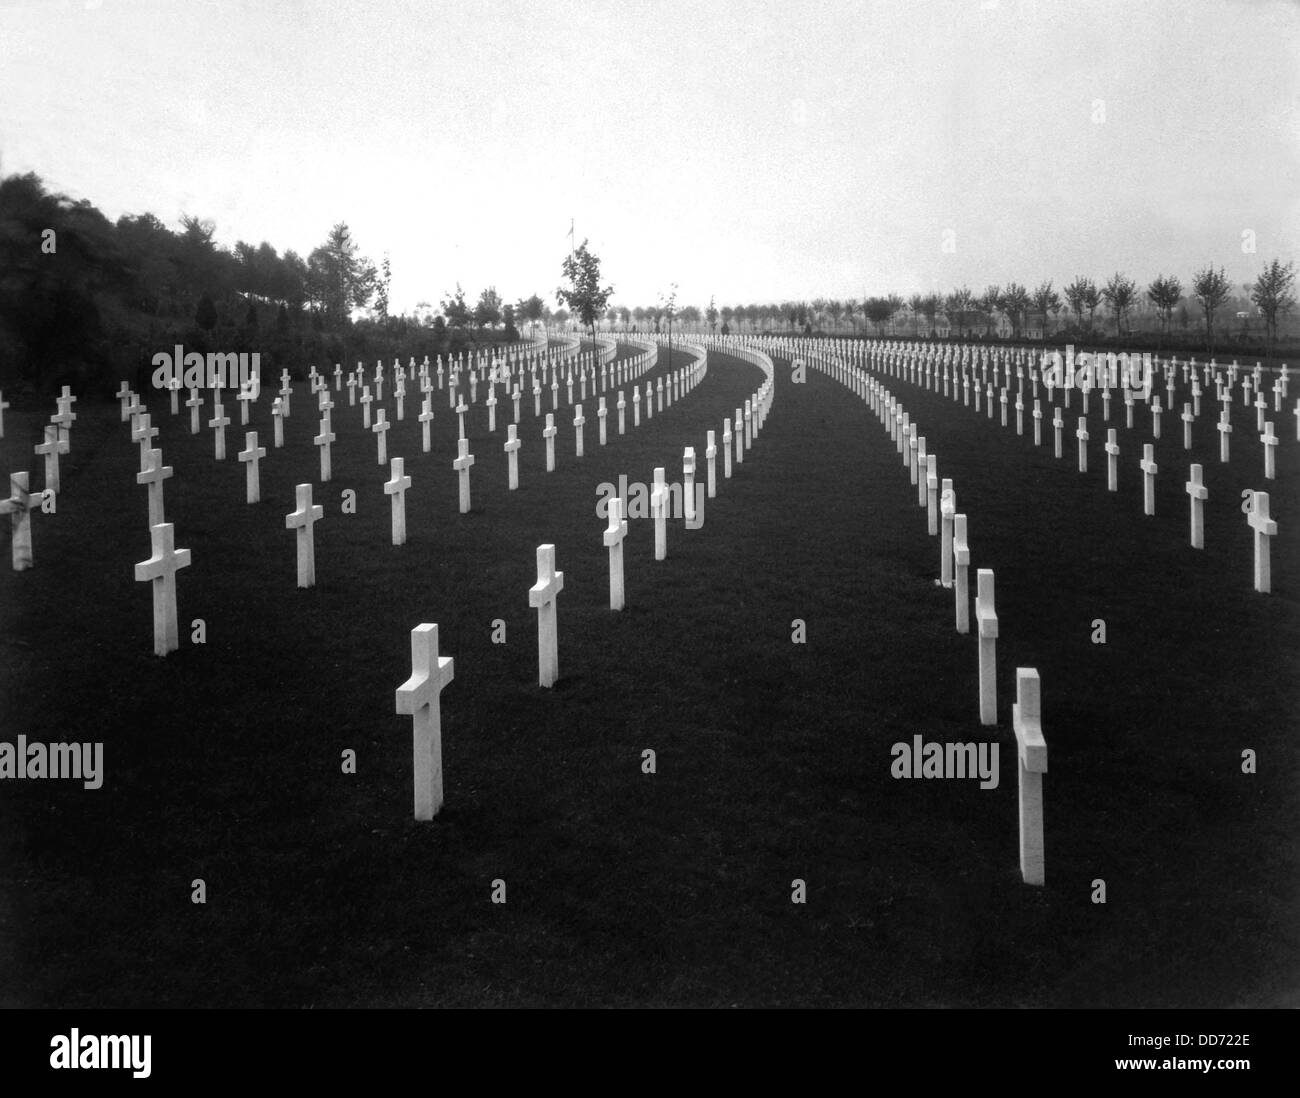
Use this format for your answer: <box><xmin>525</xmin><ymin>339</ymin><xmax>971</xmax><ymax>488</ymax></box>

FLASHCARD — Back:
<box><xmin>811</xmin><ymin>337</ymin><xmax>1286</xmax><ymax>593</ymax></box>
<box><xmin>392</xmin><ymin>345</ymin><xmax>777</xmax><ymax>822</ymax></box>
<box><xmin>789</xmin><ymin>340</ymin><xmax>1048</xmax><ymax>887</ymax></box>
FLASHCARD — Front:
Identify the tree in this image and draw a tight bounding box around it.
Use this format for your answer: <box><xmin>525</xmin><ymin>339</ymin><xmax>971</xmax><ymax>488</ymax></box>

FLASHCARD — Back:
<box><xmin>1100</xmin><ymin>273</ymin><xmax>1137</xmax><ymax>336</ymax></box>
<box><xmin>1031</xmin><ymin>281</ymin><xmax>1062</xmax><ymax>335</ymax></box>
<box><xmin>864</xmin><ymin>296</ymin><xmax>893</xmax><ymax>336</ymax></box>
<box><xmin>306</xmin><ymin>222</ymin><xmax>377</xmax><ymax>325</ymax></box>
<box><xmin>1250</xmin><ymin>259</ymin><xmax>1296</xmax><ymax>360</ymax></box>
<box><xmin>976</xmin><ymin>285</ymin><xmax>1002</xmax><ymax>337</ymax></box>
<box><xmin>944</xmin><ymin>287</ymin><xmax>973</xmax><ymax>337</ymax></box>
<box><xmin>442</xmin><ymin>283</ymin><xmax>471</xmax><ymax>331</ymax></box>
<box><xmin>1001</xmin><ymin>282</ymin><xmax>1031</xmax><ymax>338</ymax></box>
<box><xmin>474</xmin><ymin>285</ymin><xmax>502</xmax><ymax>330</ymax></box>
<box><xmin>660</xmin><ymin>283</ymin><xmax>679</xmax><ymax>371</ymax></box>
<box><xmin>1146</xmin><ymin>275</ymin><xmax>1182</xmax><ymax>342</ymax></box>
<box><xmin>374</xmin><ymin>254</ymin><xmax>392</xmax><ymax>322</ymax></box>
<box><xmin>557</xmin><ymin>237</ymin><xmax>614</xmax><ymax>351</ymax></box>
<box><xmin>196</xmin><ymin>293</ymin><xmax>217</xmax><ymax>331</ymax></box>
<box><xmin>1192</xmin><ymin>265</ymin><xmax>1232</xmax><ymax>353</ymax></box>
<box><xmin>706</xmin><ymin>296</ymin><xmax>718</xmax><ymax>334</ymax></box>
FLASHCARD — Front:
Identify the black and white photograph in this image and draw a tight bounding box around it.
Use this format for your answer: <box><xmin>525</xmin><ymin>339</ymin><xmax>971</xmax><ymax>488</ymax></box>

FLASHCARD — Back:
<box><xmin>0</xmin><ymin>0</ymin><xmax>1296</xmax><ymax>1076</ymax></box>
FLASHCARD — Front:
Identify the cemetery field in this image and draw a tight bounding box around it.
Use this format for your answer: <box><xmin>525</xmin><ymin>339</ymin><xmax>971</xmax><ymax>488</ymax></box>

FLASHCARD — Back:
<box><xmin>2</xmin><ymin>344</ymin><xmax>1297</xmax><ymax>1008</ymax></box>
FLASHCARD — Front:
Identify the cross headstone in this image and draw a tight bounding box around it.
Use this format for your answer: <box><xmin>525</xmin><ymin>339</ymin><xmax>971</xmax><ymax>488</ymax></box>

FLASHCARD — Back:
<box><xmin>238</xmin><ymin>431</ymin><xmax>266</xmax><ymax>504</ymax></box>
<box><xmin>136</xmin><ymin>447</ymin><xmax>173</xmax><ymax>528</ymax></box>
<box><xmin>573</xmin><ymin>404</ymin><xmax>586</xmax><ymax>457</ymax></box>
<box><xmin>133</xmin><ymin>522</ymin><xmax>191</xmax><ymax>656</ymax></box>
<box><xmin>314</xmin><ymin>416</ymin><xmax>335</xmax><ymax>482</ymax></box>
<box><xmin>361</xmin><ymin>386</ymin><xmax>374</xmax><ymax>428</ymax></box>
<box><xmin>209</xmin><ymin>403</ymin><xmax>230</xmax><ymax>460</ymax></box>
<box><xmin>1185</xmin><ymin>463</ymin><xmax>1208</xmax><ymax>549</ymax></box>
<box><xmin>1261</xmin><ymin>421</ymin><xmax>1278</xmax><ymax>479</ymax></box>
<box><xmin>543</xmin><ymin>414</ymin><xmax>557</xmax><ymax>472</ymax></box>
<box><xmin>453</xmin><ymin>437</ymin><xmax>475</xmax><ymax>513</ymax></box>
<box><xmin>504</xmin><ymin>424</ymin><xmax>522</xmax><ymax>490</ymax></box>
<box><xmin>34</xmin><ymin>425</ymin><xmax>61</xmax><ymax>495</ymax></box>
<box><xmin>1</xmin><ymin>472</ymin><xmax>46</xmax><ymax>570</ymax></box>
<box><xmin>976</xmin><ymin>569</ymin><xmax>998</xmax><ymax>724</ymax></box>
<box><xmin>529</xmin><ymin>544</ymin><xmax>564</xmax><ymax>688</ymax></box>
<box><xmin>1076</xmin><ymin>417</ymin><xmax>1089</xmax><ymax>473</ymax></box>
<box><xmin>1012</xmin><ymin>668</ymin><xmax>1048</xmax><ymax>886</ymax></box>
<box><xmin>723</xmin><ymin>420</ymin><xmax>733</xmax><ymax>479</ymax></box>
<box><xmin>285</xmin><ymin>483</ymin><xmax>324</xmax><ymax>588</ymax></box>
<box><xmin>395</xmin><ymin>623</ymin><xmax>455</xmax><ymax>820</ymax></box>
<box><xmin>1053</xmin><ymin>408</ymin><xmax>1063</xmax><ymax>459</ymax></box>
<box><xmin>1140</xmin><ymin>444</ymin><xmax>1158</xmax><ymax>515</ymax></box>
<box><xmin>373</xmin><ymin>408</ymin><xmax>391</xmax><ymax>466</ymax></box>
<box><xmin>186</xmin><ymin>388</ymin><xmax>204</xmax><ymax>434</ymax></box>
<box><xmin>683</xmin><ymin>447</ymin><xmax>698</xmax><ymax>526</ymax></box>
<box><xmin>940</xmin><ymin>482</ymin><xmax>955</xmax><ymax>587</ymax></box>
<box><xmin>132</xmin><ymin>412</ymin><xmax>159</xmax><ymax>472</ymax></box>
<box><xmin>705</xmin><ymin>430</ymin><xmax>717</xmax><ymax>498</ymax></box>
<box><xmin>604</xmin><ymin>496</ymin><xmax>627</xmax><ymax>611</ymax></box>
<box><xmin>1247</xmin><ymin>491</ymin><xmax>1277</xmax><ymax>593</ymax></box>
<box><xmin>597</xmin><ymin>397</ymin><xmax>607</xmax><ymax>445</ymax></box>
<box><xmin>384</xmin><ymin>457</ymin><xmax>411</xmax><ymax>546</ymax></box>
<box><xmin>1104</xmin><ymin>429</ymin><xmax>1120</xmax><ymax>492</ymax></box>
<box><xmin>651</xmin><ymin>466</ymin><xmax>669</xmax><ymax>561</ymax></box>
<box><xmin>1218</xmin><ymin>410</ymin><xmax>1232</xmax><ymax>462</ymax></box>
<box><xmin>953</xmin><ymin>513</ymin><xmax>970</xmax><ymax>633</ymax></box>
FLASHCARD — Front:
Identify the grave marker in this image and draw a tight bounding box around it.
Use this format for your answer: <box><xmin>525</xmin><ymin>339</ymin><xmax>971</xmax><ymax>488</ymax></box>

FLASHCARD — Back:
<box><xmin>1012</xmin><ymin>668</ymin><xmax>1048</xmax><ymax>886</ymax></box>
<box><xmin>1140</xmin><ymin>444</ymin><xmax>1158</xmax><ymax>515</ymax></box>
<box><xmin>453</xmin><ymin>437</ymin><xmax>475</xmax><ymax>513</ymax></box>
<box><xmin>529</xmin><ymin>544</ymin><xmax>564</xmax><ymax>688</ymax></box>
<box><xmin>604</xmin><ymin>496</ymin><xmax>627</xmax><ymax>611</ymax></box>
<box><xmin>285</xmin><ymin>483</ymin><xmax>324</xmax><ymax>587</ymax></box>
<box><xmin>1247</xmin><ymin>491</ymin><xmax>1277</xmax><ymax>593</ymax></box>
<box><xmin>1186</xmin><ymin>463</ymin><xmax>1208</xmax><ymax>548</ymax></box>
<box><xmin>976</xmin><ymin>569</ymin><xmax>998</xmax><ymax>724</ymax></box>
<box><xmin>133</xmin><ymin>522</ymin><xmax>191</xmax><ymax>656</ymax></box>
<box><xmin>238</xmin><ymin>431</ymin><xmax>266</xmax><ymax>504</ymax></box>
<box><xmin>384</xmin><ymin>457</ymin><xmax>411</xmax><ymax>546</ymax></box>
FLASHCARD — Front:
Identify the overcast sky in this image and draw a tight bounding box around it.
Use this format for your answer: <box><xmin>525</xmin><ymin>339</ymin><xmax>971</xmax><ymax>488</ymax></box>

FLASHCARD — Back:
<box><xmin>2</xmin><ymin>0</ymin><xmax>1297</xmax><ymax>314</ymax></box>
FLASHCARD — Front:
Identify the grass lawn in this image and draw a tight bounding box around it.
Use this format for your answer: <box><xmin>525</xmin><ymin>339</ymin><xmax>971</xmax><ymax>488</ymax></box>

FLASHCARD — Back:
<box><xmin>1</xmin><ymin>339</ymin><xmax>1295</xmax><ymax>1007</ymax></box>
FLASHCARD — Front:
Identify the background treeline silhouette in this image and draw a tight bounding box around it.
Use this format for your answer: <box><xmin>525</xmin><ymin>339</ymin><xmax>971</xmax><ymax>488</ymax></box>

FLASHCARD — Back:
<box><xmin>0</xmin><ymin>169</ymin><xmax>517</xmax><ymax>397</ymax></box>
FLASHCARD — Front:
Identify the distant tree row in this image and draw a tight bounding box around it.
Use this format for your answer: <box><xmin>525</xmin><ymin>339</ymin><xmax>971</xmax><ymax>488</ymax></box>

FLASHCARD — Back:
<box><xmin>601</xmin><ymin>262</ymin><xmax>1295</xmax><ymax>358</ymax></box>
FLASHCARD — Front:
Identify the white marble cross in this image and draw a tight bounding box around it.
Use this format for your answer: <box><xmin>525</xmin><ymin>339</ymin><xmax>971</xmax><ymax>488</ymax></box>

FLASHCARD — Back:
<box><xmin>1012</xmin><ymin>667</ymin><xmax>1048</xmax><ymax>886</ymax></box>
<box><xmin>1218</xmin><ymin>410</ymin><xmax>1232</xmax><ymax>463</ymax></box>
<box><xmin>1104</xmin><ymin>429</ymin><xmax>1120</xmax><ymax>492</ymax></box>
<box><xmin>954</xmin><ymin>513</ymin><xmax>971</xmax><ymax>633</ymax></box>
<box><xmin>285</xmin><ymin>483</ymin><xmax>324</xmax><ymax>587</ymax></box>
<box><xmin>314</xmin><ymin>416</ymin><xmax>335</xmax><ymax>482</ymax></box>
<box><xmin>134</xmin><ymin>522</ymin><xmax>191</xmax><ymax>656</ymax></box>
<box><xmin>132</xmin><ymin>412</ymin><xmax>159</xmax><ymax>472</ymax></box>
<box><xmin>940</xmin><ymin>481</ymin><xmax>955</xmax><ymax>587</ymax></box>
<box><xmin>238</xmin><ymin>431</ymin><xmax>266</xmax><ymax>504</ymax></box>
<box><xmin>705</xmin><ymin>430</ymin><xmax>717</xmax><ymax>498</ymax></box>
<box><xmin>604</xmin><ymin>496</ymin><xmax>628</xmax><ymax>611</ymax></box>
<box><xmin>1247</xmin><ymin>491</ymin><xmax>1277</xmax><ymax>593</ymax></box>
<box><xmin>976</xmin><ymin>569</ymin><xmax>998</xmax><ymax>725</ymax></box>
<box><xmin>1032</xmin><ymin>399</ymin><xmax>1043</xmax><ymax>446</ymax></box>
<box><xmin>34</xmin><ymin>425</ymin><xmax>61</xmax><ymax>495</ymax></box>
<box><xmin>1261</xmin><ymin>421</ymin><xmax>1278</xmax><ymax>480</ymax></box>
<box><xmin>237</xmin><ymin>381</ymin><xmax>256</xmax><ymax>425</ymax></box>
<box><xmin>1185</xmin><ymin>463</ymin><xmax>1208</xmax><ymax>549</ymax></box>
<box><xmin>209</xmin><ymin>402</ymin><xmax>231</xmax><ymax>460</ymax></box>
<box><xmin>735</xmin><ymin>408</ymin><xmax>744</xmax><ymax>465</ymax></box>
<box><xmin>573</xmin><ymin>404</ymin><xmax>586</xmax><ymax>457</ymax></box>
<box><xmin>1053</xmin><ymin>408</ymin><xmax>1064</xmax><ymax>459</ymax></box>
<box><xmin>633</xmin><ymin>387</ymin><xmax>641</xmax><ymax>427</ymax></box>
<box><xmin>396</xmin><ymin>623</ymin><xmax>455</xmax><ymax>820</ymax></box>
<box><xmin>504</xmin><ymin>424</ymin><xmax>521</xmax><ymax>490</ymax></box>
<box><xmin>684</xmin><ymin>447</ymin><xmax>699</xmax><ymax>526</ymax></box>
<box><xmin>361</xmin><ymin>386</ymin><xmax>374</xmax><ymax>428</ymax></box>
<box><xmin>1181</xmin><ymin>403</ymin><xmax>1194</xmax><ymax>450</ymax></box>
<box><xmin>651</xmin><ymin>466</ymin><xmax>669</xmax><ymax>560</ymax></box>
<box><xmin>186</xmin><ymin>388</ymin><xmax>204</xmax><ymax>434</ymax></box>
<box><xmin>925</xmin><ymin>455</ymin><xmax>938</xmax><ymax>535</ymax></box>
<box><xmin>529</xmin><ymin>544</ymin><xmax>564</xmax><ymax>688</ymax></box>
<box><xmin>597</xmin><ymin>397</ymin><xmax>607</xmax><ymax>445</ymax></box>
<box><xmin>1151</xmin><ymin>395</ymin><xmax>1162</xmax><ymax>439</ymax></box>
<box><xmin>137</xmin><ymin>447</ymin><xmax>172</xmax><ymax>528</ymax></box>
<box><xmin>453</xmin><ymin>437</ymin><xmax>475</xmax><ymax>513</ymax></box>
<box><xmin>1076</xmin><ymin>417</ymin><xmax>1089</xmax><ymax>473</ymax></box>
<box><xmin>1140</xmin><ymin>444</ymin><xmax>1158</xmax><ymax>515</ymax></box>
<box><xmin>385</xmin><ymin>457</ymin><xmax>411</xmax><ymax>546</ymax></box>
<box><xmin>1</xmin><ymin>471</ymin><xmax>46</xmax><ymax>570</ymax></box>
<box><xmin>618</xmin><ymin>390</ymin><xmax>626</xmax><ymax>435</ymax></box>
<box><xmin>543</xmin><ymin>414</ymin><xmax>557</xmax><ymax>472</ymax></box>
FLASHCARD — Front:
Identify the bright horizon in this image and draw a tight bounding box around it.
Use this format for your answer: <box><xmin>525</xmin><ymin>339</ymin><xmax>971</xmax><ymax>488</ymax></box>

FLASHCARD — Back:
<box><xmin>2</xmin><ymin>0</ymin><xmax>1297</xmax><ymax>315</ymax></box>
